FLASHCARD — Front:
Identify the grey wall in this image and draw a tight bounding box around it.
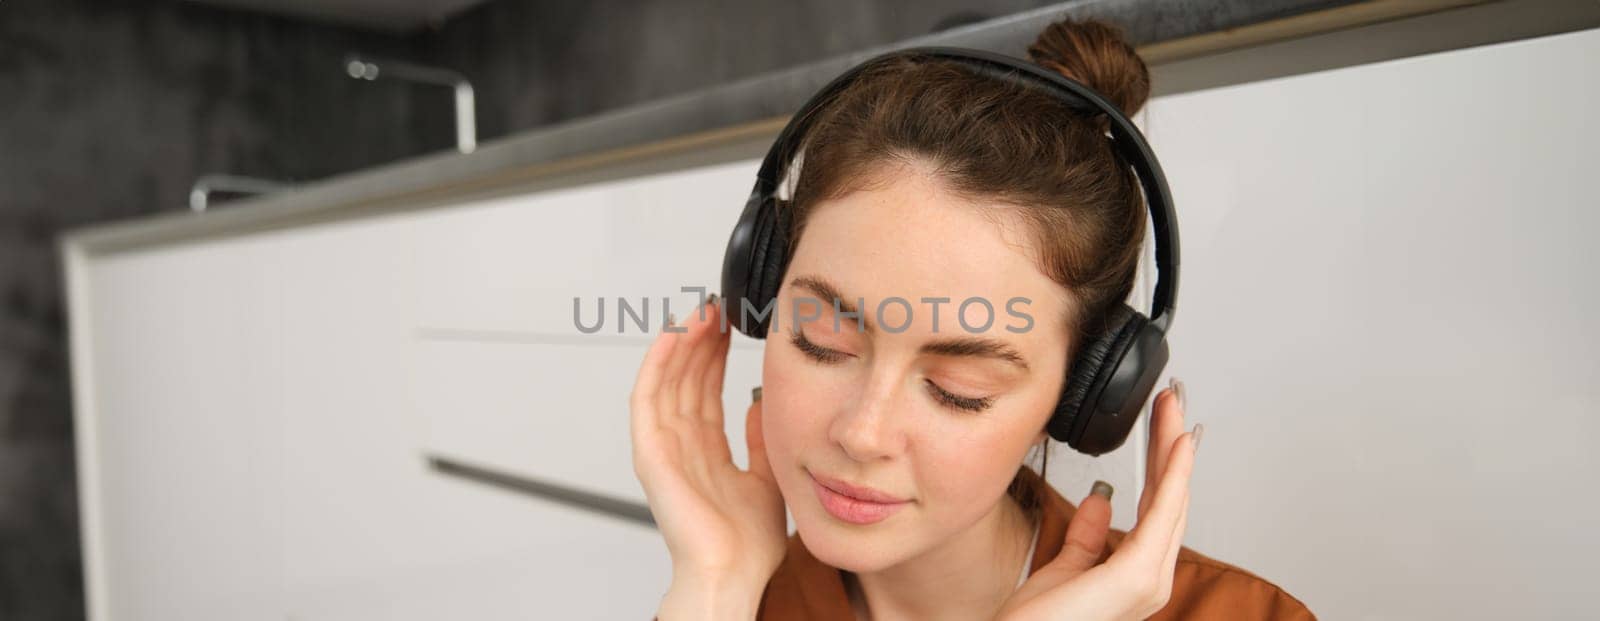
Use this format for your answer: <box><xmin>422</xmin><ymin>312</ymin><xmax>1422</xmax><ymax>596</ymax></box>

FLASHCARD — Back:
<box><xmin>416</xmin><ymin>0</ymin><xmax>1353</xmax><ymax>141</ymax></box>
<box><xmin>0</xmin><ymin>1</ymin><xmax>439</xmax><ymax>617</ymax></box>
<box><xmin>417</xmin><ymin>1</ymin><xmax>1069</xmax><ymax>140</ymax></box>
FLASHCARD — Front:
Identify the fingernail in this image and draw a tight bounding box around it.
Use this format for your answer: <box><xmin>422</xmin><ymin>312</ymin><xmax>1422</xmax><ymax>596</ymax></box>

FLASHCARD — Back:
<box><xmin>1170</xmin><ymin>376</ymin><xmax>1187</xmax><ymax>413</ymax></box>
<box><xmin>706</xmin><ymin>294</ymin><xmax>725</xmax><ymax>332</ymax></box>
<box><xmin>1191</xmin><ymin>423</ymin><xmax>1204</xmax><ymax>453</ymax></box>
<box><xmin>666</xmin><ymin>312</ymin><xmax>676</xmax><ymax>327</ymax></box>
<box><xmin>1090</xmin><ymin>480</ymin><xmax>1114</xmax><ymax>501</ymax></box>
<box><xmin>752</xmin><ymin>385</ymin><xmax>763</xmax><ymax>403</ymax></box>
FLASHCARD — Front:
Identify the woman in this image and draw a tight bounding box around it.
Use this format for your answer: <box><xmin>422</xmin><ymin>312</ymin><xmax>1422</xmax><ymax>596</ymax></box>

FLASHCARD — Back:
<box><xmin>631</xmin><ymin>17</ymin><xmax>1313</xmax><ymax>620</ymax></box>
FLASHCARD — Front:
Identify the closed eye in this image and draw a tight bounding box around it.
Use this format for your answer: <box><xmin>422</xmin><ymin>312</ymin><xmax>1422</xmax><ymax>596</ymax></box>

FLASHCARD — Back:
<box><xmin>790</xmin><ymin>327</ymin><xmax>994</xmax><ymax>413</ymax></box>
<box><xmin>924</xmin><ymin>379</ymin><xmax>994</xmax><ymax>413</ymax></box>
<box><xmin>789</xmin><ymin>327</ymin><xmax>851</xmax><ymax>364</ymax></box>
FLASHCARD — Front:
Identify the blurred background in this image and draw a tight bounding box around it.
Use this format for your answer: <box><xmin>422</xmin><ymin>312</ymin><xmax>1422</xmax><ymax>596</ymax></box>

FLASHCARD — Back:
<box><xmin>3</xmin><ymin>0</ymin><xmax>1599</xmax><ymax>619</ymax></box>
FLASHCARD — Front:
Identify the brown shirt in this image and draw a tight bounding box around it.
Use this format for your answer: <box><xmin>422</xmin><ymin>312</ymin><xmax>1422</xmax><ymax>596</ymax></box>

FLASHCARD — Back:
<box><xmin>755</xmin><ymin>467</ymin><xmax>1315</xmax><ymax>620</ymax></box>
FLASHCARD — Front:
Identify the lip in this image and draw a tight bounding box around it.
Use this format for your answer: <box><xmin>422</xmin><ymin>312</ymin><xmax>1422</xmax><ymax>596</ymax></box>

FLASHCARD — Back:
<box><xmin>808</xmin><ymin>470</ymin><xmax>910</xmax><ymax>525</ymax></box>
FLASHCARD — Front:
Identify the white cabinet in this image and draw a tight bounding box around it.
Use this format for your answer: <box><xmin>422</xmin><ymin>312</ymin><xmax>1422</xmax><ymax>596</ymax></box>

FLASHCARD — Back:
<box><xmin>1141</xmin><ymin>26</ymin><xmax>1600</xmax><ymax>619</ymax></box>
<box><xmin>407</xmin><ymin>160</ymin><xmax>766</xmax><ymax>504</ymax></box>
<box><xmin>72</xmin><ymin>215</ymin><xmax>678</xmax><ymax>619</ymax></box>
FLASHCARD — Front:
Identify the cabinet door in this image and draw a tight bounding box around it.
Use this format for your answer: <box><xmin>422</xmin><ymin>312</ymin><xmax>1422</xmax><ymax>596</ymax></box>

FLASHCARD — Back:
<box><xmin>409</xmin><ymin>158</ymin><xmax>766</xmax><ymax>503</ymax></box>
<box><xmin>1140</xmin><ymin>27</ymin><xmax>1600</xmax><ymax>619</ymax></box>
<box><xmin>84</xmin><ymin>236</ymin><xmax>292</xmax><ymax>620</ymax></box>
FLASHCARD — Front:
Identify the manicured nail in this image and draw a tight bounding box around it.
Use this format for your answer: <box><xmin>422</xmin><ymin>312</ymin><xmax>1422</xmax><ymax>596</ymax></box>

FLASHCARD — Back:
<box><xmin>700</xmin><ymin>293</ymin><xmax>720</xmax><ymax>324</ymax></box>
<box><xmin>1170</xmin><ymin>377</ymin><xmax>1187</xmax><ymax>413</ymax></box>
<box><xmin>1191</xmin><ymin>423</ymin><xmax>1204</xmax><ymax>453</ymax></box>
<box><xmin>1090</xmin><ymin>480</ymin><xmax>1114</xmax><ymax>501</ymax></box>
<box><xmin>752</xmin><ymin>386</ymin><xmax>763</xmax><ymax>403</ymax></box>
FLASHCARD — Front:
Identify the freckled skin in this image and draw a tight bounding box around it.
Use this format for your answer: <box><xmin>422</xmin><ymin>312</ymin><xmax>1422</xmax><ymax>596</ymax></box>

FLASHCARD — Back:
<box><xmin>760</xmin><ymin>158</ymin><xmax>1076</xmax><ymax>577</ymax></box>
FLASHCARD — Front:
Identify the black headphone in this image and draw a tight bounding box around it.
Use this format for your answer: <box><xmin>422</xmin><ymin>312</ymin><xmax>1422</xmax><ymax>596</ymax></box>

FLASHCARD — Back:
<box><xmin>721</xmin><ymin>46</ymin><xmax>1180</xmax><ymax>456</ymax></box>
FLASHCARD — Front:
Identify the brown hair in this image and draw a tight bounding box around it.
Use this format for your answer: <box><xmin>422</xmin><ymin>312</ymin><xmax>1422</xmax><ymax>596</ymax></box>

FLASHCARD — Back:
<box><xmin>776</xmin><ymin>17</ymin><xmax>1151</xmax><ymax>517</ymax></box>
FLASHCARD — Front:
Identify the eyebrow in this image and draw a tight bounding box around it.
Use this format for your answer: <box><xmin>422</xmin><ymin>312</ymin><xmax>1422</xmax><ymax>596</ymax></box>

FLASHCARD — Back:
<box><xmin>788</xmin><ymin>275</ymin><xmax>1032</xmax><ymax>373</ymax></box>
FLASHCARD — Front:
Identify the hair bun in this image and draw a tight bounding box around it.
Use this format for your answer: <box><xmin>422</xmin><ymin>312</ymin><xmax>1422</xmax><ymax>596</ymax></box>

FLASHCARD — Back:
<box><xmin>1026</xmin><ymin>17</ymin><xmax>1150</xmax><ymax>119</ymax></box>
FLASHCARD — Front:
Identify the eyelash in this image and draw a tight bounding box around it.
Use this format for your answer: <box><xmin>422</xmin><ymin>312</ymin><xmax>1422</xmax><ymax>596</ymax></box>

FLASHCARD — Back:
<box><xmin>787</xmin><ymin>328</ymin><xmax>995</xmax><ymax>413</ymax></box>
<box><xmin>924</xmin><ymin>380</ymin><xmax>995</xmax><ymax>413</ymax></box>
<box><xmin>788</xmin><ymin>328</ymin><xmax>851</xmax><ymax>364</ymax></box>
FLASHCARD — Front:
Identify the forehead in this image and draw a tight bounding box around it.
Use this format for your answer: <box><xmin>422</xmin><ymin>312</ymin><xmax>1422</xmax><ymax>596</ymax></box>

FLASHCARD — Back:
<box><xmin>784</xmin><ymin>162</ymin><xmax>1073</xmax><ymax>342</ymax></box>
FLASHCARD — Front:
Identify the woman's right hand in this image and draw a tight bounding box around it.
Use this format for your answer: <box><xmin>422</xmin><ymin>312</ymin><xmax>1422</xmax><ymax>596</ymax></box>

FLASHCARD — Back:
<box><xmin>630</xmin><ymin>294</ymin><xmax>787</xmax><ymax>618</ymax></box>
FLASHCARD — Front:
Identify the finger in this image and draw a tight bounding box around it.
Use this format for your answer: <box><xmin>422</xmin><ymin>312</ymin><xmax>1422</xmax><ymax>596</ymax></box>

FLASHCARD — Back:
<box><xmin>697</xmin><ymin>300</ymin><xmax>735</xmax><ymax>464</ymax></box>
<box><xmin>1164</xmin><ymin>486</ymin><xmax>1190</xmax><ymax>576</ymax></box>
<box><xmin>1122</xmin><ymin>430</ymin><xmax>1197</xmax><ymax>566</ymax></box>
<box><xmin>1141</xmin><ymin>381</ymin><xmax>1186</xmax><ymax>518</ymax></box>
<box><xmin>1054</xmin><ymin>481</ymin><xmax>1114</xmax><ymax>577</ymax></box>
<box><xmin>1162</xmin><ymin>425</ymin><xmax>1199</xmax><ymax>564</ymax></box>
<box><xmin>1150</xmin><ymin>436</ymin><xmax>1195</xmax><ymax>617</ymax></box>
<box><xmin>631</xmin><ymin>316</ymin><xmax>684</xmax><ymax>433</ymax></box>
<box><xmin>676</xmin><ymin>297</ymin><xmax>723</xmax><ymax>422</ymax></box>
<box><xmin>655</xmin><ymin>302</ymin><xmax>708</xmax><ymax>427</ymax></box>
<box><xmin>630</xmin><ymin>323</ymin><xmax>683</xmax><ymax>479</ymax></box>
<box><xmin>667</xmin><ymin>300</ymin><xmax>730</xmax><ymax>484</ymax></box>
<box><xmin>697</xmin><ymin>297</ymin><xmax>732</xmax><ymax>423</ymax></box>
<box><xmin>745</xmin><ymin>389</ymin><xmax>774</xmax><ymax>484</ymax></box>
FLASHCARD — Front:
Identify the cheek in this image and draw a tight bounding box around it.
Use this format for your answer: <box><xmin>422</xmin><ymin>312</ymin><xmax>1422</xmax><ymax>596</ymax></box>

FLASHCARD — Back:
<box><xmin>914</xmin><ymin>417</ymin><xmax>1043</xmax><ymax>520</ymax></box>
<box><xmin>759</xmin><ymin>344</ymin><xmax>828</xmax><ymax>469</ymax></box>
<box><xmin>759</xmin><ymin>335</ymin><xmax>862</xmax><ymax>433</ymax></box>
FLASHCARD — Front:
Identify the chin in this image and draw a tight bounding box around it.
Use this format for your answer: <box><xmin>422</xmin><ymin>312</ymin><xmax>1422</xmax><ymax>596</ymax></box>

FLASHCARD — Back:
<box><xmin>793</xmin><ymin>515</ymin><xmax>911</xmax><ymax>573</ymax></box>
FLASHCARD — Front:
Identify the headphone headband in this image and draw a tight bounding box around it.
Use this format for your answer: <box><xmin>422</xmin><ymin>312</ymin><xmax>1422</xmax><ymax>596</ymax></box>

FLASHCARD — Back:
<box><xmin>750</xmin><ymin>46</ymin><xmax>1180</xmax><ymax>329</ymax></box>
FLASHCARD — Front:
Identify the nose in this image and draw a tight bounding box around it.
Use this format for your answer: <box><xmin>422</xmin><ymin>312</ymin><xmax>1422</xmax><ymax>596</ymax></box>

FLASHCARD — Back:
<box><xmin>828</xmin><ymin>368</ymin><xmax>909</xmax><ymax>463</ymax></box>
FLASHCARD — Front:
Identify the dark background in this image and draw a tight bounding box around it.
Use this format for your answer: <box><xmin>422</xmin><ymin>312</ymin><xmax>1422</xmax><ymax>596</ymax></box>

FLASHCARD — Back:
<box><xmin>0</xmin><ymin>0</ymin><xmax>1075</xmax><ymax>616</ymax></box>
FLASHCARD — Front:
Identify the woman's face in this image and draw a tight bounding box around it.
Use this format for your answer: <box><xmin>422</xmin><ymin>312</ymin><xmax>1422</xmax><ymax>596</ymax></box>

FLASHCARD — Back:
<box><xmin>760</xmin><ymin>160</ymin><xmax>1075</xmax><ymax>572</ymax></box>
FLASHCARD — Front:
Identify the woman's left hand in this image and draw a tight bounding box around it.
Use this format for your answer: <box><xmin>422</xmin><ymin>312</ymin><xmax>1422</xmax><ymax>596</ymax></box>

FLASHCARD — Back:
<box><xmin>993</xmin><ymin>380</ymin><xmax>1201</xmax><ymax>621</ymax></box>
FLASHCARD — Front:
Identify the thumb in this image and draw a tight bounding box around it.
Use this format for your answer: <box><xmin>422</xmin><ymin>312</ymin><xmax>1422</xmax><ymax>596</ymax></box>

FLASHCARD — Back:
<box><xmin>1054</xmin><ymin>480</ymin><xmax>1113</xmax><ymax>576</ymax></box>
<box><xmin>745</xmin><ymin>386</ymin><xmax>774</xmax><ymax>483</ymax></box>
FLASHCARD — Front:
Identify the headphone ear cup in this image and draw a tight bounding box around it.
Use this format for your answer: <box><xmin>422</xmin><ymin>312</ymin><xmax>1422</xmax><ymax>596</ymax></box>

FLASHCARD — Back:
<box><xmin>743</xmin><ymin>198</ymin><xmax>791</xmax><ymax>338</ymax></box>
<box><xmin>723</xmin><ymin>193</ymin><xmax>764</xmax><ymax>338</ymax></box>
<box><xmin>1048</xmin><ymin>304</ymin><xmax>1142</xmax><ymax>446</ymax></box>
